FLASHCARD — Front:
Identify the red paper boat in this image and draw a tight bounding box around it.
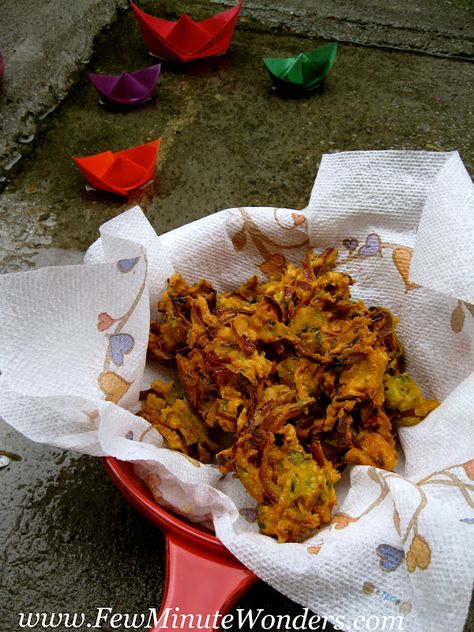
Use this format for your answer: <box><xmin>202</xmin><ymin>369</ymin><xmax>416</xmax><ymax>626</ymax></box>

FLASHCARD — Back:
<box><xmin>131</xmin><ymin>1</ymin><xmax>242</xmax><ymax>63</ymax></box>
<box><xmin>88</xmin><ymin>64</ymin><xmax>161</xmax><ymax>106</ymax></box>
<box><xmin>72</xmin><ymin>139</ymin><xmax>160</xmax><ymax>196</ymax></box>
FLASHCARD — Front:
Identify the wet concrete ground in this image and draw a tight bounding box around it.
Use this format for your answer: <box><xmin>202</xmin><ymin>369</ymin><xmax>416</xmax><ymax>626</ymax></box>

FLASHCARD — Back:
<box><xmin>1</xmin><ymin>1</ymin><xmax>473</xmax><ymax>631</ymax></box>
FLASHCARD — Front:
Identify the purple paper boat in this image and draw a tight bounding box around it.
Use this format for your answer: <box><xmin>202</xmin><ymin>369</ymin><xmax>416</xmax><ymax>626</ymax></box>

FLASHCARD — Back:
<box><xmin>88</xmin><ymin>64</ymin><xmax>161</xmax><ymax>106</ymax></box>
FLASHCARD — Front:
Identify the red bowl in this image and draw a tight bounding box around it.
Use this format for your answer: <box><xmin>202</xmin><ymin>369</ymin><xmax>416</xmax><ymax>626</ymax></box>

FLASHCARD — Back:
<box><xmin>103</xmin><ymin>457</ymin><xmax>258</xmax><ymax>632</ymax></box>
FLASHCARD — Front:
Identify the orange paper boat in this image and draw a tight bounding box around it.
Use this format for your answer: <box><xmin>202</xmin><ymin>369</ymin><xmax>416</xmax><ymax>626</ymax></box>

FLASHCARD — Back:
<box><xmin>72</xmin><ymin>139</ymin><xmax>160</xmax><ymax>196</ymax></box>
<box><xmin>131</xmin><ymin>1</ymin><xmax>242</xmax><ymax>63</ymax></box>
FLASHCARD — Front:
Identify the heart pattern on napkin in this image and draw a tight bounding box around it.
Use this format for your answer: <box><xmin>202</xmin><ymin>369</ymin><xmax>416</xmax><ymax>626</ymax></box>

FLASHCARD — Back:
<box><xmin>239</xmin><ymin>507</ymin><xmax>258</xmax><ymax>523</ymax></box>
<box><xmin>392</xmin><ymin>247</ymin><xmax>419</xmax><ymax>291</ymax></box>
<box><xmin>376</xmin><ymin>543</ymin><xmax>404</xmax><ymax>572</ymax></box>
<box><xmin>110</xmin><ymin>333</ymin><xmax>134</xmax><ymax>366</ymax></box>
<box><xmin>98</xmin><ymin>370</ymin><xmax>132</xmax><ymax>403</ymax></box>
<box><xmin>406</xmin><ymin>535</ymin><xmax>431</xmax><ymax>572</ymax></box>
<box><xmin>450</xmin><ymin>301</ymin><xmax>465</xmax><ymax>333</ymax></box>
<box><xmin>117</xmin><ymin>257</ymin><xmax>139</xmax><ymax>273</ymax></box>
<box><xmin>464</xmin><ymin>460</ymin><xmax>474</xmax><ymax>480</ymax></box>
<box><xmin>291</xmin><ymin>212</ymin><xmax>306</xmax><ymax>226</ymax></box>
<box><xmin>343</xmin><ymin>238</ymin><xmax>359</xmax><ymax>252</ymax></box>
<box><xmin>358</xmin><ymin>233</ymin><xmax>381</xmax><ymax>257</ymax></box>
<box><xmin>333</xmin><ymin>513</ymin><xmax>358</xmax><ymax>530</ymax></box>
<box><xmin>231</xmin><ymin>226</ymin><xmax>247</xmax><ymax>251</ymax></box>
<box><xmin>97</xmin><ymin>312</ymin><xmax>115</xmax><ymax>332</ymax></box>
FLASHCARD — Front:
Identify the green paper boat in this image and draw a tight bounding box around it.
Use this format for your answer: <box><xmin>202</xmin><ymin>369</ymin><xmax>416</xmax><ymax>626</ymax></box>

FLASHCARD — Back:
<box><xmin>263</xmin><ymin>43</ymin><xmax>337</xmax><ymax>96</ymax></box>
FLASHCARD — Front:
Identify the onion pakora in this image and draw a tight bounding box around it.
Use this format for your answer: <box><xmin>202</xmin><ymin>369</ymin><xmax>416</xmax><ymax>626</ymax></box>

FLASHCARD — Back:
<box><xmin>140</xmin><ymin>248</ymin><xmax>438</xmax><ymax>542</ymax></box>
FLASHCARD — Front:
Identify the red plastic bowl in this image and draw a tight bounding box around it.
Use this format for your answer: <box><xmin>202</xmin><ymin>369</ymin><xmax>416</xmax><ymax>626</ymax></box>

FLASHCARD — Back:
<box><xmin>103</xmin><ymin>457</ymin><xmax>258</xmax><ymax>631</ymax></box>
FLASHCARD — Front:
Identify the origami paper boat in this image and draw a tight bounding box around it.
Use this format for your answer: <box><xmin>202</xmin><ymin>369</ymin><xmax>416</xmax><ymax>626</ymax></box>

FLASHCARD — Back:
<box><xmin>88</xmin><ymin>64</ymin><xmax>161</xmax><ymax>106</ymax></box>
<box><xmin>131</xmin><ymin>1</ymin><xmax>242</xmax><ymax>63</ymax></box>
<box><xmin>264</xmin><ymin>43</ymin><xmax>337</xmax><ymax>96</ymax></box>
<box><xmin>72</xmin><ymin>139</ymin><xmax>160</xmax><ymax>196</ymax></box>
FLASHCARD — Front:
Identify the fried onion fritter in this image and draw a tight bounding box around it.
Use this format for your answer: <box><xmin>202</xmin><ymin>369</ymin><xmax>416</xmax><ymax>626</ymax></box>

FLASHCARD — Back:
<box><xmin>142</xmin><ymin>248</ymin><xmax>439</xmax><ymax>542</ymax></box>
<box><xmin>140</xmin><ymin>380</ymin><xmax>218</xmax><ymax>463</ymax></box>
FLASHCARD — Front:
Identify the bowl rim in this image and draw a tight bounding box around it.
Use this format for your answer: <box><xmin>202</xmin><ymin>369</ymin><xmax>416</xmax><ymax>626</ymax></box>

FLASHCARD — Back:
<box><xmin>103</xmin><ymin>456</ymin><xmax>226</xmax><ymax>554</ymax></box>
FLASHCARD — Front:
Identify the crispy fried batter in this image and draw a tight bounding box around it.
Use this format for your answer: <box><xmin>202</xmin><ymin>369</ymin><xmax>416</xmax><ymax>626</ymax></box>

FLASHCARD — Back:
<box><xmin>139</xmin><ymin>380</ymin><xmax>218</xmax><ymax>463</ymax></box>
<box><xmin>141</xmin><ymin>249</ymin><xmax>439</xmax><ymax>542</ymax></box>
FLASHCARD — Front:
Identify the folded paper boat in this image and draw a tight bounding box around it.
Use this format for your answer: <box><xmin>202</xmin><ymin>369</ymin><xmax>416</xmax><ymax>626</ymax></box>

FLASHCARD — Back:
<box><xmin>88</xmin><ymin>64</ymin><xmax>161</xmax><ymax>106</ymax></box>
<box><xmin>264</xmin><ymin>43</ymin><xmax>337</xmax><ymax>95</ymax></box>
<box><xmin>131</xmin><ymin>1</ymin><xmax>242</xmax><ymax>62</ymax></box>
<box><xmin>72</xmin><ymin>138</ymin><xmax>160</xmax><ymax>196</ymax></box>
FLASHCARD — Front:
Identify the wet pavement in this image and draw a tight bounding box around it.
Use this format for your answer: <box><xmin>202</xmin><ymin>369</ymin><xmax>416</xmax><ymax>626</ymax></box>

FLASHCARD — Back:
<box><xmin>216</xmin><ymin>0</ymin><xmax>474</xmax><ymax>58</ymax></box>
<box><xmin>0</xmin><ymin>1</ymin><xmax>473</xmax><ymax>631</ymax></box>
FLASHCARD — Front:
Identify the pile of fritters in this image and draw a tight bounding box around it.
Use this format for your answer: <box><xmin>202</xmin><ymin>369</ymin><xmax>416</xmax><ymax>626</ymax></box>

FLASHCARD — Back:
<box><xmin>140</xmin><ymin>248</ymin><xmax>438</xmax><ymax>542</ymax></box>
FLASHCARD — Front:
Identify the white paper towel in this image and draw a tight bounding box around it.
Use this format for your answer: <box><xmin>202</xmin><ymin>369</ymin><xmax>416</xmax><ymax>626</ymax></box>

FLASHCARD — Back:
<box><xmin>0</xmin><ymin>151</ymin><xmax>473</xmax><ymax>632</ymax></box>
